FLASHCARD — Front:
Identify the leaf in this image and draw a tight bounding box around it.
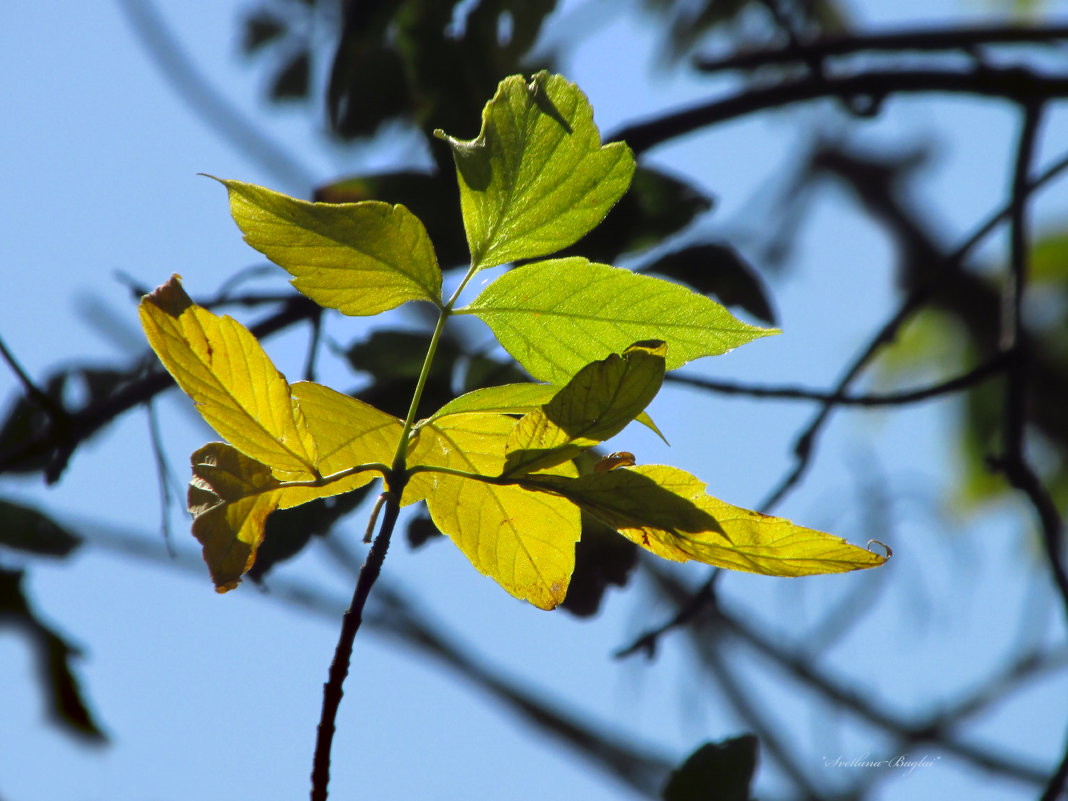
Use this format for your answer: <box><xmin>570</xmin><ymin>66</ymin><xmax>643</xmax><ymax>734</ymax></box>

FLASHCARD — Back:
<box><xmin>662</xmin><ymin>736</ymin><xmax>758</xmax><ymax>801</ymax></box>
<box><xmin>561</xmin><ymin>514</ymin><xmax>638</xmax><ymax>617</ymax></box>
<box><xmin>406</xmin><ymin>413</ymin><xmax>581</xmax><ymax>609</ymax></box>
<box><xmin>242</xmin><ymin>11</ymin><xmax>286</xmax><ymax>54</ymax></box>
<box><xmin>425</xmin><ymin>381</ymin><xmax>665</xmax><ymax>442</ymax></box>
<box><xmin>427</xmin><ymin>382</ymin><xmax>558</xmax><ymax>421</ymax></box>
<box><xmin>502</xmin><ymin>342</ymin><xmax>666</xmax><ymax>477</ymax></box>
<box><xmin>461</xmin><ymin>258</ymin><xmax>776</xmax><ymax>382</ymax></box>
<box><xmin>269</xmin><ymin>49</ymin><xmax>311</xmax><ymax>101</ymax></box>
<box><xmin>641</xmin><ymin>243</ymin><xmax>777</xmax><ymax>326</ymax></box>
<box><xmin>0</xmin><ymin>568</ymin><xmax>107</xmax><ymax>742</ymax></box>
<box><xmin>434</xmin><ymin>71</ymin><xmax>635</xmax><ymax>270</ymax></box>
<box><xmin>140</xmin><ymin>275</ymin><xmax>319</xmax><ymax>478</ymax></box>
<box><xmin>529</xmin><ymin>465</ymin><xmax>887</xmax><ymax>576</ymax></box>
<box><xmin>212</xmin><ymin>178</ymin><xmax>443</xmax><ymax>315</ymax></box>
<box><xmin>189</xmin><ymin>382</ymin><xmax>402</xmax><ymax>592</ymax></box>
<box><xmin>0</xmin><ymin>499</ymin><xmax>81</xmax><ymax>557</ymax></box>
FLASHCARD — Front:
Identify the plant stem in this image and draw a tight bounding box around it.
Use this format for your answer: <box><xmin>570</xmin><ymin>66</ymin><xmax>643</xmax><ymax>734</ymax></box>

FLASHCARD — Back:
<box><xmin>310</xmin><ymin>491</ymin><xmax>399</xmax><ymax>801</ymax></box>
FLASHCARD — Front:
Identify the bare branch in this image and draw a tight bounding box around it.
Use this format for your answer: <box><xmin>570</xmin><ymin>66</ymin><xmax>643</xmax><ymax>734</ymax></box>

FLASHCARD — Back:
<box><xmin>696</xmin><ymin>25</ymin><xmax>1068</xmax><ymax>74</ymax></box>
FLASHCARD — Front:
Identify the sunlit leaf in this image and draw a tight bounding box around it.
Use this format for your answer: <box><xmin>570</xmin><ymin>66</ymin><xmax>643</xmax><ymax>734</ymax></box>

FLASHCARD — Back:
<box><xmin>213</xmin><ymin>178</ymin><xmax>443</xmax><ymax>315</ymax></box>
<box><xmin>502</xmin><ymin>342</ymin><xmax>666</xmax><ymax>477</ymax></box>
<box><xmin>641</xmin><ymin>243</ymin><xmax>776</xmax><ymax>326</ymax></box>
<box><xmin>434</xmin><ymin>71</ymin><xmax>634</xmax><ymax>270</ymax></box>
<box><xmin>139</xmin><ymin>275</ymin><xmax>319</xmax><ymax>478</ymax></box>
<box><xmin>188</xmin><ymin>383</ymin><xmax>401</xmax><ymax>592</ymax></box>
<box><xmin>529</xmin><ymin>465</ymin><xmax>886</xmax><ymax>576</ymax></box>
<box><xmin>461</xmin><ymin>258</ymin><xmax>776</xmax><ymax>382</ymax></box>
<box><xmin>424</xmin><ymin>381</ymin><xmax>665</xmax><ymax>441</ymax></box>
<box><xmin>406</xmin><ymin>413</ymin><xmax>581</xmax><ymax>609</ymax></box>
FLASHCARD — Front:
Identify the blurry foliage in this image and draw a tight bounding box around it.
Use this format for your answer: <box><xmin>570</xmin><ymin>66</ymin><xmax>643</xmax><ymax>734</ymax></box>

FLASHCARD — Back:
<box><xmin>2</xmin><ymin>0</ymin><xmax>1068</xmax><ymax>798</ymax></box>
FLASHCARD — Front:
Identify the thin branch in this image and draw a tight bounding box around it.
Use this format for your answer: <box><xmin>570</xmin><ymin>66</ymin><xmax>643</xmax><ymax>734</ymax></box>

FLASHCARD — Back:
<box><xmin>757</xmin><ymin>145</ymin><xmax>1068</xmax><ymax>512</ymax></box>
<box><xmin>0</xmin><ymin>295</ymin><xmax>319</xmax><ymax>479</ymax></box>
<box><xmin>310</xmin><ymin>491</ymin><xmax>397</xmax><ymax>801</ymax></box>
<box><xmin>113</xmin><ymin>0</ymin><xmax>315</xmax><ymax>192</ymax></box>
<box><xmin>713</xmin><ymin>603</ymin><xmax>1051</xmax><ymax>786</ymax></box>
<box><xmin>613</xmin><ymin>66</ymin><xmax>1068</xmax><ymax>156</ymax></box>
<box><xmin>145</xmin><ymin>401</ymin><xmax>177</xmax><ymax>556</ymax></box>
<box><xmin>668</xmin><ymin>352</ymin><xmax>1010</xmax><ymax>406</ymax></box>
<box><xmin>700</xmin><ymin>636</ymin><xmax>829</xmax><ymax>799</ymax></box>
<box><xmin>696</xmin><ymin>25</ymin><xmax>1068</xmax><ymax>74</ymax></box>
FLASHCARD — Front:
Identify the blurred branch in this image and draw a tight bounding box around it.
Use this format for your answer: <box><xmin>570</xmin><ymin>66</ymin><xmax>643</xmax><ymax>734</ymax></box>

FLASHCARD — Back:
<box><xmin>113</xmin><ymin>0</ymin><xmax>315</xmax><ymax>192</ymax></box>
<box><xmin>987</xmin><ymin>100</ymin><xmax>1068</xmax><ymax>801</ymax></box>
<box><xmin>696</xmin><ymin>25</ymin><xmax>1068</xmax><ymax>73</ymax></box>
<box><xmin>0</xmin><ymin>295</ymin><xmax>319</xmax><ymax>480</ymax></box>
<box><xmin>758</xmin><ymin>144</ymin><xmax>1068</xmax><ymax>512</ymax></box>
<box><xmin>668</xmin><ymin>352</ymin><xmax>1010</xmax><ymax>406</ymax></box>
<box><xmin>616</xmin><ymin>66</ymin><xmax>1068</xmax><ymax>156</ymax></box>
<box><xmin>76</xmin><ymin>523</ymin><xmax>672</xmax><ymax>798</ymax></box>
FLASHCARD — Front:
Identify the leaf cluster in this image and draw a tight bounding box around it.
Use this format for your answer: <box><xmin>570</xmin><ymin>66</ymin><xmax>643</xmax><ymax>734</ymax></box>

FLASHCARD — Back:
<box><xmin>139</xmin><ymin>72</ymin><xmax>885</xmax><ymax>609</ymax></box>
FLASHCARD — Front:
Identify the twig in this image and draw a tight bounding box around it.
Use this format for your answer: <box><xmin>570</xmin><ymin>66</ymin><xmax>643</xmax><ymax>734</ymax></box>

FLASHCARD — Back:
<box><xmin>696</xmin><ymin>25</ymin><xmax>1068</xmax><ymax>73</ymax></box>
<box><xmin>145</xmin><ymin>401</ymin><xmax>176</xmax><ymax>556</ymax></box>
<box><xmin>615</xmin><ymin>571</ymin><xmax>719</xmax><ymax>659</ymax></box>
<box><xmin>985</xmin><ymin>100</ymin><xmax>1068</xmax><ymax>801</ymax></box>
<box><xmin>758</xmin><ymin>145</ymin><xmax>1068</xmax><ymax>512</ymax></box>
<box><xmin>713</xmin><ymin>602</ymin><xmax>1051</xmax><ymax>786</ymax></box>
<box><xmin>668</xmin><ymin>352</ymin><xmax>1010</xmax><ymax>406</ymax></box>
<box><xmin>310</xmin><ymin>492</ymin><xmax>396</xmax><ymax>801</ymax></box>
<box><xmin>613</xmin><ymin>66</ymin><xmax>1068</xmax><ymax>156</ymax></box>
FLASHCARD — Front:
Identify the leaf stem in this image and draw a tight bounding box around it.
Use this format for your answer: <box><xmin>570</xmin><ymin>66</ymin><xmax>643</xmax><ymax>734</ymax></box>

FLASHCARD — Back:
<box><xmin>278</xmin><ymin>463</ymin><xmax>391</xmax><ymax>491</ymax></box>
<box><xmin>390</xmin><ymin>265</ymin><xmax>481</xmax><ymax>473</ymax></box>
<box><xmin>310</xmin><ymin>491</ymin><xmax>399</xmax><ymax>801</ymax></box>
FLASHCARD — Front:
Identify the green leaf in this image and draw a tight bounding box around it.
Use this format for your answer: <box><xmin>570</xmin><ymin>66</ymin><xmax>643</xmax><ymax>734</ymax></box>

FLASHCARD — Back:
<box><xmin>641</xmin><ymin>243</ymin><xmax>777</xmax><ymax>326</ymax></box>
<box><xmin>662</xmin><ymin>736</ymin><xmax>758</xmax><ymax>801</ymax></box>
<box><xmin>424</xmin><ymin>381</ymin><xmax>666</xmax><ymax>442</ymax></box>
<box><xmin>434</xmin><ymin>71</ymin><xmax>635</xmax><ymax>270</ymax></box>
<box><xmin>140</xmin><ymin>275</ymin><xmax>320</xmax><ymax>478</ymax></box>
<box><xmin>188</xmin><ymin>382</ymin><xmax>402</xmax><ymax>592</ymax></box>
<box><xmin>426</xmin><ymin>382</ymin><xmax>559</xmax><ymax>421</ymax></box>
<box><xmin>212</xmin><ymin>178</ymin><xmax>443</xmax><ymax>315</ymax></box>
<box><xmin>528</xmin><ymin>465</ymin><xmax>887</xmax><ymax>576</ymax></box>
<box><xmin>406</xmin><ymin>413</ymin><xmax>581</xmax><ymax>609</ymax></box>
<box><xmin>502</xmin><ymin>342</ymin><xmax>666</xmax><ymax>477</ymax></box>
<box><xmin>461</xmin><ymin>258</ymin><xmax>776</xmax><ymax>382</ymax></box>
<box><xmin>0</xmin><ymin>499</ymin><xmax>80</xmax><ymax>557</ymax></box>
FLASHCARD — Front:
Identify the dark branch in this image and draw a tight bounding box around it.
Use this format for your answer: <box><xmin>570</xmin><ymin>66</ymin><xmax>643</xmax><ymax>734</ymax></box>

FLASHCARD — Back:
<box><xmin>113</xmin><ymin>0</ymin><xmax>314</xmax><ymax>192</ymax></box>
<box><xmin>668</xmin><ymin>352</ymin><xmax>1010</xmax><ymax>406</ymax></box>
<box><xmin>696</xmin><ymin>24</ymin><xmax>1068</xmax><ymax>73</ymax></box>
<box><xmin>311</xmin><ymin>492</ymin><xmax>397</xmax><ymax>801</ymax></box>
<box><xmin>614</xmin><ymin>66</ymin><xmax>1068</xmax><ymax>156</ymax></box>
<box><xmin>0</xmin><ymin>295</ymin><xmax>319</xmax><ymax>480</ymax></box>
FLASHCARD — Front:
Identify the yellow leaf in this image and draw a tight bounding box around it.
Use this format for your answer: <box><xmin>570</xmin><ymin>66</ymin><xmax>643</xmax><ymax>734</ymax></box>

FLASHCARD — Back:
<box><xmin>407</xmin><ymin>413</ymin><xmax>581</xmax><ymax>609</ymax></box>
<box><xmin>530</xmin><ymin>465</ymin><xmax>885</xmax><ymax>577</ymax></box>
<box><xmin>140</xmin><ymin>275</ymin><xmax>318</xmax><ymax>478</ymax></box>
<box><xmin>213</xmin><ymin>178</ymin><xmax>443</xmax><ymax>316</ymax></box>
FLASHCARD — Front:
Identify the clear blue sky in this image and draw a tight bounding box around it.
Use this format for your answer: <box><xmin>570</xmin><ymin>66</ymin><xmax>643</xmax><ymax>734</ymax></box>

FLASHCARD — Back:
<box><xmin>2</xmin><ymin>2</ymin><xmax>1068</xmax><ymax>800</ymax></box>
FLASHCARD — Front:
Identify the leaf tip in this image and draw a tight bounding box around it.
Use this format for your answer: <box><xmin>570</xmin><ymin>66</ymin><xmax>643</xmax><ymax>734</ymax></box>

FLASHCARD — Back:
<box><xmin>140</xmin><ymin>274</ymin><xmax>192</xmax><ymax>317</ymax></box>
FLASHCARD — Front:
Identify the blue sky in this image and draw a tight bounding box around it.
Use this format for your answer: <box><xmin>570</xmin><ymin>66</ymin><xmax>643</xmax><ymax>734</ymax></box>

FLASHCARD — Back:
<box><xmin>3</xmin><ymin>1</ymin><xmax>1068</xmax><ymax>800</ymax></box>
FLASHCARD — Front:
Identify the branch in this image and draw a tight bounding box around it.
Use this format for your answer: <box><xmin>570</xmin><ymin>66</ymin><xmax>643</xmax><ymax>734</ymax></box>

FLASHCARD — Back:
<box><xmin>668</xmin><ymin>352</ymin><xmax>1010</xmax><ymax>406</ymax></box>
<box><xmin>758</xmin><ymin>145</ymin><xmax>1068</xmax><ymax>512</ymax></box>
<box><xmin>113</xmin><ymin>0</ymin><xmax>315</xmax><ymax>192</ymax></box>
<box><xmin>0</xmin><ymin>295</ymin><xmax>319</xmax><ymax>480</ymax></box>
<box><xmin>613</xmin><ymin>66</ymin><xmax>1068</xmax><ymax>156</ymax></box>
<box><xmin>310</xmin><ymin>491</ymin><xmax>397</xmax><ymax>801</ymax></box>
<box><xmin>985</xmin><ymin>101</ymin><xmax>1068</xmax><ymax>801</ymax></box>
<box><xmin>696</xmin><ymin>25</ymin><xmax>1068</xmax><ymax>74</ymax></box>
